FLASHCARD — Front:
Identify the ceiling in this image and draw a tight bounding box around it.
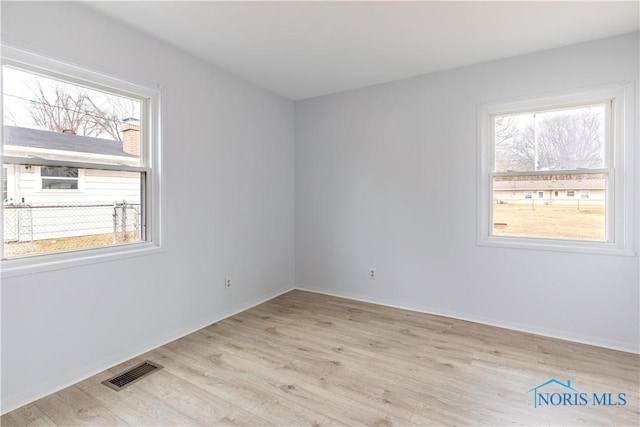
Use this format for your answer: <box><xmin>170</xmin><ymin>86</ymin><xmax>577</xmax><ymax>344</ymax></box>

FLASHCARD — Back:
<box><xmin>83</xmin><ymin>1</ymin><xmax>639</xmax><ymax>101</ymax></box>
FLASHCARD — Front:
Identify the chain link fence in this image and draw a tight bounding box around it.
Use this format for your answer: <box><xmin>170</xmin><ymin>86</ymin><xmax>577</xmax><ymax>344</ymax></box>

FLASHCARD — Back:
<box><xmin>3</xmin><ymin>202</ymin><xmax>140</xmax><ymax>257</ymax></box>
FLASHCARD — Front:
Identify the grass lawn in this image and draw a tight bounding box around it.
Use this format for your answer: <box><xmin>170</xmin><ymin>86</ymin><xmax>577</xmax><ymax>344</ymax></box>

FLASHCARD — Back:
<box><xmin>493</xmin><ymin>203</ymin><xmax>605</xmax><ymax>240</ymax></box>
<box><xmin>4</xmin><ymin>232</ymin><xmax>139</xmax><ymax>258</ymax></box>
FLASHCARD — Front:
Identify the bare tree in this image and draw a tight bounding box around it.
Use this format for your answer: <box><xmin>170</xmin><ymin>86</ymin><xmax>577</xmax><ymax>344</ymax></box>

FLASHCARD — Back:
<box><xmin>534</xmin><ymin>110</ymin><xmax>603</xmax><ymax>170</ymax></box>
<box><xmin>85</xmin><ymin>96</ymin><xmax>139</xmax><ymax>141</ymax></box>
<box><xmin>3</xmin><ymin>110</ymin><xmax>19</xmax><ymax>127</ymax></box>
<box><xmin>494</xmin><ymin>116</ymin><xmax>519</xmax><ymax>172</ymax></box>
<box><xmin>26</xmin><ymin>82</ymin><xmax>138</xmax><ymax>141</ymax></box>
<box><xmin>495</xmin><ymin>108</ymin><xmax>604</xmax><ymax>174</ymax></box>
<box><xmin>29</xmin><ymin>82</ymin><xmax>98</xmax><ymax>136</ymax></box>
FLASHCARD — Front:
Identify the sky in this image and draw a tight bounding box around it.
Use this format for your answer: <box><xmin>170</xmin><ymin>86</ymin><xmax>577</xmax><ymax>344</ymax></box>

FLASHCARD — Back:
<box><xmin>3</xmin><ymin>66</ymin><xmax>140</xmax><ymax>141</ymax></box>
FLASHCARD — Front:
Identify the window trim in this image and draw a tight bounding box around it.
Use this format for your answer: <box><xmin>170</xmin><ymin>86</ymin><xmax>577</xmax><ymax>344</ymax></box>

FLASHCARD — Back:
<box><xmin>38</xmin><ymin>166</ymin><xmax>82</xmax><ymax>191</ymax></box>
<box><xmin>477</xmin><ymin>82</ymin><xmax>635</xmax><ymax>256</ymax></box>
<box><xmin>1</xmin><ymin>45</ymin><xmax>166</xmax><ymax>277</ymax></box>
<box><xmin>3</xmin><ymin>164</ymin><xmax>16</xmax><ymax>203</ymax></box>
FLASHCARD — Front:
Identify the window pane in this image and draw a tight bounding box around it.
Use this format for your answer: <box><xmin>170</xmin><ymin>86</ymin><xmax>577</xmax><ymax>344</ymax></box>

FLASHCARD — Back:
<box><xmin>3</xmin><ymin>165</ymin><xmax>143</xmax><ymax>258</ymax></box>
<box><xmin>2</xmin><ymin>167</ymin><xmax>7</xmax><ymax>202</ymax></box>
<box><xmin>41</xmin><ymin>166</ymin><xmax>78</xmax><ymax>178</ymax></box>
<box><xmin>3</xmin><ymin>66</ymin><xmax>142</xmax><ymax>166</ymax></box>
<box><xmin>42</xmin><ymin>179</ymin><xmax>78</xmax><ymax>190</ymax></box>
<box><xmin>494</xmin><ymin>105</ymin><xmax>605</xmax><ymax>172</ymax></box>
<box><xmin>492</xmin><ymin>174</ymin><xmax>605</xmax><ymax>241</ymax></box>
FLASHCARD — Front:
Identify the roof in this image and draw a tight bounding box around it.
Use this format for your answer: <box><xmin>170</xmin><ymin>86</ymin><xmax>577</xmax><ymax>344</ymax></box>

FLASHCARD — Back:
<box><xmin>3</xmin><ymin>125</ymin><xmax>135</xmax><ymax>158</ymax></box>
<box><xmin>494</xmin><ymin>179</ymin><xmax>605</xmax><ymax>191</ymax></box>
<box><xmin>527</xmin><ymin>379</ymin><xmax>577</xmax><ymax>393</ymax></box>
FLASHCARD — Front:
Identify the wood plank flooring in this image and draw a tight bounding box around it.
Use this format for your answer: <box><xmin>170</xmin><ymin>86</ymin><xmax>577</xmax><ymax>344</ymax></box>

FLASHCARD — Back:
<box><xmin>2</xmin><ymin>290</ymin><xmax>638</xmax><ymax>426</ymax></box>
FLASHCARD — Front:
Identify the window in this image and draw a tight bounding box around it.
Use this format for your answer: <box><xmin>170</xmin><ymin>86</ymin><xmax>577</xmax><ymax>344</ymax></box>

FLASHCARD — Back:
<box><xmin>2</xmin><ymin>166</ymin><xmax>7</xmax><ymax>201</ymax></box>
<box><xmin>478</xmin><ymin>82</ymin><xmax>634</xmax><ymax>255</ymax></box>
<box><xmin>40</xmin><ymin>166</ymin><xmax>79</xmax><ymax>190</ymax></box>
<box><xmin>2</xmin><ymin>46</ymin><xmax>163</xmax><ymax>273</ymax></box>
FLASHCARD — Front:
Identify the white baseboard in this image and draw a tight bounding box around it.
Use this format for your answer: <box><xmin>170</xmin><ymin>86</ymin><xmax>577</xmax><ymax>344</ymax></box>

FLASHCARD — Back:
<box><xmin>295</xmin><ymin>286</ymin><xmax>639</xmax><ymax>355</ymax></box>
<box><xmin>1</xmin><ymin>285</ymin><xmax>294</xmax><ymax>415</ymax></box>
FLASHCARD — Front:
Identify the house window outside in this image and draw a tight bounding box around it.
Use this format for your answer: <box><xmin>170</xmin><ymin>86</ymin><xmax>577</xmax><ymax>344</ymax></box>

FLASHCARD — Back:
<box><xmin>40</xmin><ymin>166</ymin><xmax>79</xmax><ymax>190</ymax></box>
<box><xmin>2</xmin><ymin>167</ymin><xmax>7</xmax><ymax>202</ymax></box>
<box><xmin>2</xmin><ymin>46</ymin><xmax>163</xmax><ymax>269</ymax></box>
<box><xmin>478</xmin><ymin>82</ymin><xmax>634</xmax><ymax>255</ymax></box>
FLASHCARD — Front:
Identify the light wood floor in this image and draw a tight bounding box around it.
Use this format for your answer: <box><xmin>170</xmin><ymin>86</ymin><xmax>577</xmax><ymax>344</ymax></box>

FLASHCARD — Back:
<box><xmin>3</xmin><ymin>290</ymin><xmax>638</xmax><ymax>426</ymax></box>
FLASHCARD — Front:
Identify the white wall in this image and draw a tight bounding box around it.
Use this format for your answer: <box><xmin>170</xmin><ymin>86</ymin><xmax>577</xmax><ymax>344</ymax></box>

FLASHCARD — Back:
<box><xmin>295</xmin><ymin>33</ymin><xmax>639</xmax><ymax>352</ymax></box>
<box><xmin>1</xmin><ymin>2</ymin><xmax>295</xmax><ymax>413</ymax></box>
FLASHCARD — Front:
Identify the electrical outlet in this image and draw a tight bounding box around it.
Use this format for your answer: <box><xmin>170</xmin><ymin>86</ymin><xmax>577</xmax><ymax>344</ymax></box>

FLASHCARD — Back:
<box><xmin>225</xmin><ymin>277</ymin><xmax>232</xmax><ymax>290</ymax></box>
<box><xmin>369</xmin><ymin>268</ymin><xmax>376</xmax><ymax>280</ymax></box>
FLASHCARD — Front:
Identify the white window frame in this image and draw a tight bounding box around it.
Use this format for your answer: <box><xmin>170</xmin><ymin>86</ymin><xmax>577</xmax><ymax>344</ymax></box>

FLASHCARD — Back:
<box><xmin>580</xmin><ymin>190</ymin><xmax>590</xmax><ymax>199</ymax></box>
<box><xmin>1</xmin><ymin>45</ymin><xmax>165</xmax><ymax>277</ymax></box>
<box><xmin>566</xmin><ymin>190</ymin><xmax>576</xmax><ymax>198</ymax></box>
<box><xmin>537</xmin><ymin>191</ymin><xmax>544</xmax><ymax>199</ymax></box>
<box><xmin>37</xmin><ymin>166</ymin><xmax>84</xmax><ymax>192</ymax></box>
<box><xmin>524</xmin><ymin>191</ymin><xmax>532</xmax><ymax>199</ymax></box>
<box><xmin>477</xmin><ymin>82</ymin><xmax>635</xmax><ymax>256</ymax></box>
<box><xmin>2</xmin><ymin>164</ymin><xmax>16</xmax><ymax>203</ymax></box>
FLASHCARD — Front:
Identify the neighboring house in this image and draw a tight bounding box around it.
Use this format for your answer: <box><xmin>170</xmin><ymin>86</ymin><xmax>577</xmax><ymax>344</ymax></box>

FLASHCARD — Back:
<box><xmin>3</xmin><ymin>124</ymin><xmax>141</xmax><ymax>242</ymax></box>
<box><xmin>493</xmin><ymin>178</ymin><xmax>605</xmax><ymax>205</ymax></box>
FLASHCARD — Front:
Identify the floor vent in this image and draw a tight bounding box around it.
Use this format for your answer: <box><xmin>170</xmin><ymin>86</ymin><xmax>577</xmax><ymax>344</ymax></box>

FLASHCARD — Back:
<box><xmin>102</xmin><ymin>360</ymin><xmax>163</xmax><ymax>391</ymax></box>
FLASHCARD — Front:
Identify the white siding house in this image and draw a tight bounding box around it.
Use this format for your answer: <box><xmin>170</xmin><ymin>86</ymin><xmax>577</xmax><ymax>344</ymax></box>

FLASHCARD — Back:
<box><xmin>3</xmin><ymin>125</ymin><xmax>141</xmax><ymax>243</ymax></box>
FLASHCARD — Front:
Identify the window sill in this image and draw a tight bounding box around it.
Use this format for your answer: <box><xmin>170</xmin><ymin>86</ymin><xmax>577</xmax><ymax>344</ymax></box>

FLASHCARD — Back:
<box><xmin>1</xmin><ymin>242</ymin><xmax>165</xmax><ymax>279</ymax></box>
<box><xmin>477</xmin><ymin>235</ymin><xmax>636</xmax><ymax>257</ymax></box>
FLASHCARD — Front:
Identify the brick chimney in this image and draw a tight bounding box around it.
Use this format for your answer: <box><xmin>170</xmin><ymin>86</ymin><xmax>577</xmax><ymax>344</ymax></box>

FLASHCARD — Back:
<box><xmin>120</xmin><ymin>118</ymin><xmax>140</xmax><ymax>156</ymax></box>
